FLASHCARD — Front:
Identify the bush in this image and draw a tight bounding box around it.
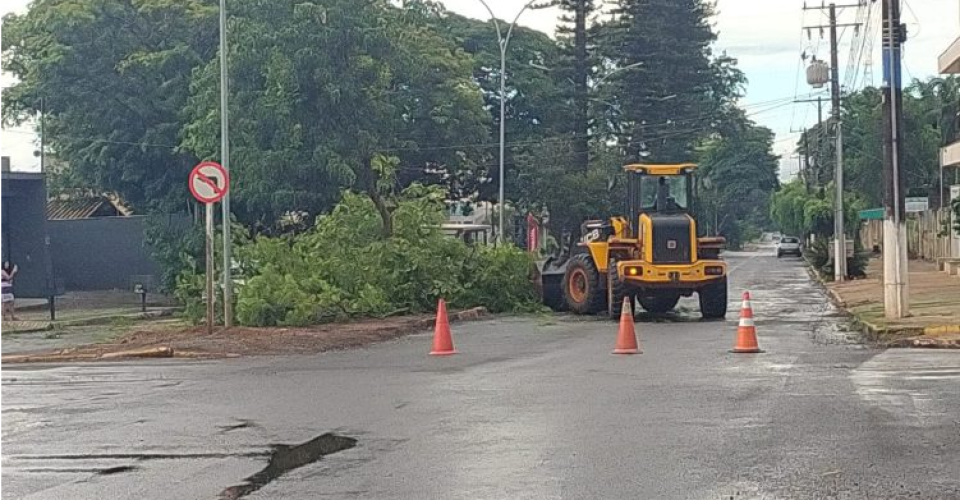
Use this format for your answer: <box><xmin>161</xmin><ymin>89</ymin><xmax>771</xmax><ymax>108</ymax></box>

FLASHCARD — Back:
<box><xmin>803</xmin><ymin>236</ymin><xmax>868</xmax><ymax>280</ymax></box>
<box><xmin>179</xmin><ymin>185</ymin><xmax>538</xmax><ymax>327</ymax></box>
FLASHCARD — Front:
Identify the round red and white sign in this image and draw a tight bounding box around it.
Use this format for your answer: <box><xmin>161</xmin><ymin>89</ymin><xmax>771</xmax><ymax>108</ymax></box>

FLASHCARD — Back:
<box><xmin>188</xmin><ymin>161</ymin><xmax>229</xmax><ymax>204</ymax></box>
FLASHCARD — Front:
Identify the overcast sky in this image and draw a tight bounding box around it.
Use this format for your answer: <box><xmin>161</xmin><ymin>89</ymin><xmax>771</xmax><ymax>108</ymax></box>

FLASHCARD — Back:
<box><xmin>2</xmin><ymin>0</ymin><xmax>957</xmax><ymax>180</ymax></box>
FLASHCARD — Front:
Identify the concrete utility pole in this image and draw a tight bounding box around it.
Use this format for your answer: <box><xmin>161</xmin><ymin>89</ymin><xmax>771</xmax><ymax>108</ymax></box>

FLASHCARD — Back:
<box><xmin>881</xmin><ymin>0</ymin><xmax>909</xmax><ymax>318</ymax></box>
<box><xmin>794</xmin><ymin>96</ymin><xmax>826</xmax><ymax>187</ymax></box>
<box><xmin>804</xmin><ymin>3</ymin><xmax>861</xmax><ymax>281</ymax></box>
<box><xmin>828</xmin><ymin>3</ymin><xmax>847</xmax><ymax>281</ymax></box>
<box><xmin>219</xmin><ymin>0</ymin><xmax>233</xmax><ymax>327</ymax></box>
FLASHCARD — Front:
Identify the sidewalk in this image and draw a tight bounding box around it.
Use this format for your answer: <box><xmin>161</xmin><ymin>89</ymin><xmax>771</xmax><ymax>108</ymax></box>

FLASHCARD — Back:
<box><xmin>2</xmin><ymin>290</ymin><xmax>180</xmax><ymax>354</ymax></box>
<box><xmin>827</xmin><ymin>257</ymin><xmax>960</xmax><ymax>347</ymax></box>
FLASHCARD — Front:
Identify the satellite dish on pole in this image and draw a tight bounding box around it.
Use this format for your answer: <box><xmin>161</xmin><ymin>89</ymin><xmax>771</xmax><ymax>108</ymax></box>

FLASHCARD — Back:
<box><xmin>806</xmin><ymin>59</ymin><xmax>830</xmax><ymax>88</ymax></box>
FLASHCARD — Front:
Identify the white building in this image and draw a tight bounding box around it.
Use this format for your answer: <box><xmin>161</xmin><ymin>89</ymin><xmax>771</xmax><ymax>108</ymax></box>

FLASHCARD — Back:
<box><xmin>939</xmin><ymin>4</ymin><xmax>960</xmax><ymax>257</ymax></box>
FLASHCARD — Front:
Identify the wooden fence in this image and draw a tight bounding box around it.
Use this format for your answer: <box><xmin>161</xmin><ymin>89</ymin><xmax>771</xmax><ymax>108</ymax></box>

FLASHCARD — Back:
<box><xmin>860</xmin><ymin>208</ymin><xmax>955</xmax><ymax>261</ymax></box>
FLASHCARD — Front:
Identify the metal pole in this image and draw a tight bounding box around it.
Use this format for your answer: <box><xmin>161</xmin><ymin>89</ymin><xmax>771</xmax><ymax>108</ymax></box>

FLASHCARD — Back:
<box><xmin>498</xmin><ymin>45</ymin><xmax>506</xmax><ymax>245</ymax></box>
<box><xmin>205</xmin><ymin>202</ymin><xmax>215</xmax><ymax>335</ymax></box>
<box><xmin>476</xmin><ymin>0</ymin><xmax>540</xmax><ymax>245</ymax></box>
<box><xmin>219</xmin><ymin>0</ymin><xmax>233</xmax><ymax>327</ymax></box>
<box><xmin>828</xmin><ymin>3</ymin><xmax>846</xmax><ymax>281</ymax></box>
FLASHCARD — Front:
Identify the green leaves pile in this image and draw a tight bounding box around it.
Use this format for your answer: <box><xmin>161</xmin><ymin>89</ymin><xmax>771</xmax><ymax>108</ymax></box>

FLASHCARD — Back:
<box><xmin>186</xmin><ymin>186</ymin><xmax>540</xmax><ymax>327</ymax></box>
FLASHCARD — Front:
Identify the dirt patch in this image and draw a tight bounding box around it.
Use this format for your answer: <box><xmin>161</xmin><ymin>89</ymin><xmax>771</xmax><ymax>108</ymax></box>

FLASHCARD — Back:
<box><xmin>1</xmin><ymin>308</ymin><xmax>488</xmax><ymax>363</ymax></box>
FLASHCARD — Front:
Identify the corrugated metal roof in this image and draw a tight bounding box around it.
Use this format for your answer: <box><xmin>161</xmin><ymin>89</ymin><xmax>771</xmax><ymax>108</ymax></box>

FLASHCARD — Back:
<box><xmin>47</xmin><ymin>196</ymin><xmax>129</xmax><ymax>220</ymax></box>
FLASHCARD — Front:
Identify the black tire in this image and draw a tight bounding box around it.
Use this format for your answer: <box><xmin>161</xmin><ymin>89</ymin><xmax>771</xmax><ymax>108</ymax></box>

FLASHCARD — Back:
<box><xmin>607</xmin><ymin>260</ymin><xmax>633</xmax><ymax>319</ymax></box>
<box><xmin>699</xmin><ymin>277</ymin><xmax>728</xmax><ymax>319</ymax></box>
<box><xmin>638</xmin><ymin>294</ymin><xmax>680</xmax><ymax>314</ymax></box>
<box><xmin>541</xmin><ymin>276</ymin><xmax>566</xmax><ymax>311</ymax></box>
<box><xmin>777</xmin><ymin>251</ymin><xmax>782</xmax><ymax>258</ymax></box>
<box><xmin>563</xmin><ymin>253</ymin><xmax>606</xmax><ymax>314</ymax></box>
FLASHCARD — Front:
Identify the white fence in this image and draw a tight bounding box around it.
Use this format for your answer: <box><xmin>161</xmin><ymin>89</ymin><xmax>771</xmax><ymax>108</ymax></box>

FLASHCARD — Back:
<box><xmin>860</xmin><ymin>208</ymin><xmax>957</xmax><ymax>261</ymax></box>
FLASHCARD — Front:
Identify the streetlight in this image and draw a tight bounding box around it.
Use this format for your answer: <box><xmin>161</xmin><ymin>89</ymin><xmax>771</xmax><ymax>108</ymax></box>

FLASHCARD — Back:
<box><xmin>475</xmin><ymin>0</ymin><xmax>545</xmax><ymax>244</ymax></box>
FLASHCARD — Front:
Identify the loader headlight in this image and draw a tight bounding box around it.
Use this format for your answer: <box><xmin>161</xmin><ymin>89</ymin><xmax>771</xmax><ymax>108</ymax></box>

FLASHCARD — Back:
<box><xmin>626</xmin><ymin>266</ymin><xmax>643</xmax><ymax>276</ymax></box>
<box><xmin>705</xmin><ymin>266</ymin><xmax>724</xmax><ymax>276</ymax></box>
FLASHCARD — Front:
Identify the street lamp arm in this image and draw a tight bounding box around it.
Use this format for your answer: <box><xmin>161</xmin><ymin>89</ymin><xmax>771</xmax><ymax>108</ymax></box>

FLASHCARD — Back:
<box><xmin>475</xmin><ymin>0</ymin><xmax>504</xmax><ymax>43</ymax></box>
<box><xmin>504</xmin><ymin>0</ymin><xmax>542</xmax><ymax>50</ymax></box>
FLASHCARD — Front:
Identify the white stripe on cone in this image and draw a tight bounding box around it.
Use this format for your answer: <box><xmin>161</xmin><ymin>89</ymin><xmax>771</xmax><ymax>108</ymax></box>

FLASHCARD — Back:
<box><xmin>739</xmin><ymin>317</ymin><xmax>755</xmax><ymax>327</ymax></box>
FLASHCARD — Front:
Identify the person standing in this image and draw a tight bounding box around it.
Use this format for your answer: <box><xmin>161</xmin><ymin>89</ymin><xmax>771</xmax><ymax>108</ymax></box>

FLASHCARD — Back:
<box><xmin>2</xmin><ymin>261</ymin><xmax>19</xmax><ymax>320</ymax></box>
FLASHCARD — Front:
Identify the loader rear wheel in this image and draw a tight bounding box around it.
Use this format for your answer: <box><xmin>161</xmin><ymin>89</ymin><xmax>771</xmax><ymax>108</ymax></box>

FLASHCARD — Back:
<box><xmin>638</xmin><ymin>294</ymin><xmax>680</xmax><ymax>314</ymax></box>
<box><xmin>563</xmin><ymin>254</ymin><xmax>606</xmax><ymax>314</ymax></box>
<box><xmin>699</xmin><ymin>277</ymin><xmax>728</xmax><ymax>319</ymax></box>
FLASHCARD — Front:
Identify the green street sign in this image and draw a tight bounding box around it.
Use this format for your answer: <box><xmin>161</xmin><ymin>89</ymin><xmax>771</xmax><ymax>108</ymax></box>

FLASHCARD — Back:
<box><xmin>859</xmin><ymin>208</ymin><xmax>884</xmax><ymax>220</ymax></box>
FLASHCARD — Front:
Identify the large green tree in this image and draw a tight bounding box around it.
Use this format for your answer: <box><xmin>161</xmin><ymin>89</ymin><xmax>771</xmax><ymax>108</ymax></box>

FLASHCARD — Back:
<box><xmin>555</xmin><ymin>0</ymin><xmax>600</xmax><ymax>171</ymax></box>
<box><xmin>2</xmin><ymin>0</ymin><xmax>216</xmax><ymax>213</ymax></box>
<box><xmin>422</xmin><ymin>4</ymin><xmax>567</xmax><ymax>202</ymax></box>
<box><xmin>798</xmin><ymin>76</ymin><xmax>960</xmax><ymax>208</ymax></box>
<box><xmin>180</xmin><ymin>0</ymin><xmax>491</xmax><ymax>233</ymax></box>
<box><xmin>600</xmin><ymin>0</ymin><xmax>729</xmax><ymax>162</ymax></box>
<box><xmin>696</xmin><ymin>111</ymin><xmax>780</xmax><ymax>247</ymax></box>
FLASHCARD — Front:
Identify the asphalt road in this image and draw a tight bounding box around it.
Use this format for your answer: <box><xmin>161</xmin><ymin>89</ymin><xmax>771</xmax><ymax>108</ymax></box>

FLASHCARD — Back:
<box><xmin>3</xmin><ymin>250</ymin><xmax>960</xmax><ymax>499</ymax></box>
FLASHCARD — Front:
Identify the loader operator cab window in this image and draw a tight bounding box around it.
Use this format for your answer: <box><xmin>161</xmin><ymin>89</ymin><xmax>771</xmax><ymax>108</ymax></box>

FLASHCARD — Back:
<box><xmin>640</xmin><ymin>175</ymin><xmax>689</xmax><ymax>213</ymax></box>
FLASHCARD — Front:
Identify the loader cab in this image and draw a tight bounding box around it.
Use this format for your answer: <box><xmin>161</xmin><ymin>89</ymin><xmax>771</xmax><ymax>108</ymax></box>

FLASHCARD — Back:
<box><xmin>624</xmin><ymin>163</ymin><xmax>696</xmax><ymax>236</ymax></box>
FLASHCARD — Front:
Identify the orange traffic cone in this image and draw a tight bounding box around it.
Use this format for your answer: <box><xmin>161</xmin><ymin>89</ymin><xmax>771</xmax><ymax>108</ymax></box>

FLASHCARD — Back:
<box><xmin>430</xmin><ymin>299</ymin><xmax>457</xmax><ymax>356</ymax></box>
<box><xmin>613</xmin><ymin>297</ymin><xmax>641</xmax><ymax>354</ymax></box>
<box><xmin>731</xmin><ymin>291</ymin><xmax>763</xmax><ymax>353</ymax></box>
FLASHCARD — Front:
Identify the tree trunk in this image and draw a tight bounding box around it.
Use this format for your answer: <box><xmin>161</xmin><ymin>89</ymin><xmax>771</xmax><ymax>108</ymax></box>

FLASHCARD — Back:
<box><xmin>573</xmin><ymin>0</ymin><xmax>589</xmax><ymax>171</ymax></box>
<box><xmin>367</xmin><ymin>186</ymin><xmax>392</xmax><ymax>238</ymax></box>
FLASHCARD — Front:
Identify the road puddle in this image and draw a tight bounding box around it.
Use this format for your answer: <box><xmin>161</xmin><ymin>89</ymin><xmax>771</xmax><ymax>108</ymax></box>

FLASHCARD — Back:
<box><xmin>219</xmin><ymin>433</ymin><xmax>357</xmax><ymax>499</ymax></box>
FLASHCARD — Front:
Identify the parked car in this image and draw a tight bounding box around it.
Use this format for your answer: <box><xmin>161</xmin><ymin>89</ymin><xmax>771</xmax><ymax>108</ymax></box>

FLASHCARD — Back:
<box><xmin>776</xmin><ymin>236</ymin><xmax>802</xmax><ymax>258</ymax></box>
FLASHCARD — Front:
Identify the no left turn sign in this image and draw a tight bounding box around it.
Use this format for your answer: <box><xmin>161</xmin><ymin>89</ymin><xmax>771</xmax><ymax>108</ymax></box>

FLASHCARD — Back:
<box><xmin>189</xmin><ymin>161</ymin><xmax>229</xmax><ymax>204</ymax></box>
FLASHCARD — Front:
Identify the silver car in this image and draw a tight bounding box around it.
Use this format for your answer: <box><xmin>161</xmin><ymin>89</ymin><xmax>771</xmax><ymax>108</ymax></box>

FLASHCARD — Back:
<box><xmin>776</xmin><ymin>236</ymin><xmax>802</xmax><ymax>258</ymax></box>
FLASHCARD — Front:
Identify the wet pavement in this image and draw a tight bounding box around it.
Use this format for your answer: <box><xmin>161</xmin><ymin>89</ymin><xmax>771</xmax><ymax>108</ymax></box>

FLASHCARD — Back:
<box><xmin>3</xmin><ymin>250</ymin><xmax>960</xmax><ymax>499</ymax></box>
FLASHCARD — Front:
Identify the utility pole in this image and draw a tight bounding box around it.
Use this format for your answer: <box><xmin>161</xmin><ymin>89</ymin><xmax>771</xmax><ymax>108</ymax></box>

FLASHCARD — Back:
<box><xmin>804</xmin><ymin>3</ymin><xmax>860</xmax><ymax>281</ymax></box>
<box><xmin>817</xmin><ymin>96</ymin><xmax>823</xmax><ymax>186</ymax></box>
<box><xmin>829</xmin><ymin>3</ymin><xmax>846</xmax><ymax>281</ymax></box>
<box><xmin>219</xmin><ymin>0</ymin><xmax>233</xmax><ymax>327</ymax></box>
<box><xmin>881</xmin><ymin>0</ymin><xmax>909</xmax><ymax>318</ymax></box>
<box><xmin>801</xmin><ymin>130</ymin><xmax>808</xmax><ymax>188</ymax></box>
<box><xmin>794</xmin><ymin>96</ymin><xmax>826</xmax><ymax>186</ymax></box>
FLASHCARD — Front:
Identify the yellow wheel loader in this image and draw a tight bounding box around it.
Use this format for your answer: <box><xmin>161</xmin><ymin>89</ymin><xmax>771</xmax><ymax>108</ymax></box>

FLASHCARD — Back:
<box><xmin>539</xmin><ymin>163</ymin><xmax>728</xmax><ymax>319</ymax></box>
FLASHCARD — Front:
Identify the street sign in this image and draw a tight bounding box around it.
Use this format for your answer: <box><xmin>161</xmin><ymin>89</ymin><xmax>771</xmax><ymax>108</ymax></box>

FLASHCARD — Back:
<box><xmin>905</xmin><ymin>197</ymin><xmax>928</xmax><ymax>213</ymax></box>
<box><xmin>189</xmin><ymin>161</ymin><xmax>230</xmax><ymax>204</ymax></box>
<box><xmin>188</xmin><ymin>160</ymin><xmax>229</xmax><ymax>334</ymax></box>
<box><xmin>859</xmin><ymin>208</ymin><xmax>884</xmax><ymax>221</ymax></box>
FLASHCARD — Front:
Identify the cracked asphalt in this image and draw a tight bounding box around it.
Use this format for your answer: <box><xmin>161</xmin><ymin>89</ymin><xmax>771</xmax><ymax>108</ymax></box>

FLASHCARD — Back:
<box><xmin>3</xmin><ymin>249</ymin><xmax>960</xmax><ymax>499</ymax></box>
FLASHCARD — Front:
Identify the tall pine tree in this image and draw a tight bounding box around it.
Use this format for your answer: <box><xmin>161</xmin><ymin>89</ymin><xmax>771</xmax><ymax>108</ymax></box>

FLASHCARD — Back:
<box><xmin>555</xmin><ymin>0</ymin><xmax>599</xmax><ymax>171</ymax></box>
<box><xmin>602</xmin><ymin>0</ymin><xmax>718</xmax><ymax>162</ymax></box>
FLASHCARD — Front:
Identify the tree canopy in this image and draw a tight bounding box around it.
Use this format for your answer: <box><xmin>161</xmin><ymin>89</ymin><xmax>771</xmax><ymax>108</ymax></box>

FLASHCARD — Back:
<box><xmin>3</xmin><ymin>0</ymin><xmax>777</xmax><ymax>248</ymax></box>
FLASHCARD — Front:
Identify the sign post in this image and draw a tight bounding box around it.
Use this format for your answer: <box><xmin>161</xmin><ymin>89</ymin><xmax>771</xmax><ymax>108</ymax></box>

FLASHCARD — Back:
<box><xmin>189</xmin><ymin>161</ymin><xmax>230</xmax><ymax>334</ymax></box>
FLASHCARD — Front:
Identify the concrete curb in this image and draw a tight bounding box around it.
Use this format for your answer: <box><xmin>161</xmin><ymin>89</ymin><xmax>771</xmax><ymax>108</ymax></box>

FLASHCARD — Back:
<box><xmin>1</xmin><ymin>306</ymin><xmax>492</xmax><ymax>364</ymax></box>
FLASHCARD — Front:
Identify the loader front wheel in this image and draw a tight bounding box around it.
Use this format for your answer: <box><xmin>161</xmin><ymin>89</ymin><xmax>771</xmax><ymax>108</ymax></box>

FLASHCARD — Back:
<box><xmin>607</xmin><ymin>260</ymin><xmax>633</xmax><ymax>319</ymax></box>
<box><xmin>699</xmin><ymin>277</ymin><xmax>728</xmax><ymax>319</ymax></box>
<box><xmin>563</xmin><ymin>254</ymin><xmax>606</xmax><ymax>314</ymax></box>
